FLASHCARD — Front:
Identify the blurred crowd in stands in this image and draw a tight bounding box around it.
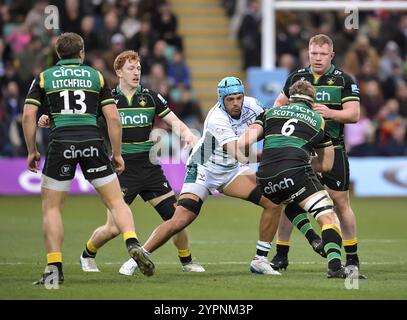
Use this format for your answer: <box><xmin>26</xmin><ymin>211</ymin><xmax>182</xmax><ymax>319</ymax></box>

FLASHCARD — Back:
<box><xmin>0</xmin><ymin>0</ymin><xmax>203</xmax><ymax>157</ymax></box>
<box><xmin>1</xmin><ymin>0</ymin><xmax>406</xmax><ymax>157</ymax></box>
<box><xmin>228</xmin><ymin>0</ymin><xmax>407</xmax><ymax>156</ymax></box>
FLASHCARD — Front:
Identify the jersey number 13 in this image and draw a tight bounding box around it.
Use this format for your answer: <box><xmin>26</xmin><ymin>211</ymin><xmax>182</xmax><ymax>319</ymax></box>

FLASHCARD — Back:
<box><xmin>60</xmin><ymin>90</ymin><xmax>87</xmax><ymax>114</ymax></box>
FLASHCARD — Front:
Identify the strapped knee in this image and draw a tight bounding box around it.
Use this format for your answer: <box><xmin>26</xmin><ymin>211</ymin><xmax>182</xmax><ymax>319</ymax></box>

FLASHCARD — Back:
<box><xmin>247</xmin><ymin>186</ymin><xmax>262</xmax><ymax>205</ymax></box>
<box><xmin>177</xmin><ymin>196</ymin><xmax>203</xmax><ymax>215</ymax></box>
<box><xmin>303</xmin><ymin>191</ymin><xmax>334</xmax><ymax>220</ymax></box>
<box><xmin>154</xmin><ymin>195</ymin><xmax>177</xmax><ymax>221</ymax></box>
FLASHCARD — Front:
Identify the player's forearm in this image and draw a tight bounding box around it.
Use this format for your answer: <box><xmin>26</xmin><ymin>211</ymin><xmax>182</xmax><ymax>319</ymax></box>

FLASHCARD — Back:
<box><xmin>163</xmin><ymin>112</ymin><xmax>192</xmax><ymax>139</ymax></box>
<box><xmin>329</xmin><ymin>101</ymin><xmax>360</xmax><ymax>123</ymax></box>
<box><xmin>22</xmin><ymin>106</ymin><xmax>38</xmax><ymax>154</ymax></box>
<box><xmin>174</xmin><ymin>120</ymin><xmax>192</xmax><ymax>139</ymax></box>
<box><xmin>235</xmin><ymin>149</ymin><xmax>250</xmax><ymax>164</ymax></box>
<box><xmin>329</xmin><ymin>106</ymin><xmax>360</xmax><ymax>123</ymax></box>
<box><xmin>238</xmin><ymin>133</ymin><xmax>254</xmax><ymax>156</ymax></box>
<box><xmin>238</xmin><ymin>125</ymin><xmax>263</xmax><ymax>154</ymax></box>
<box><xmin>225</xmin><ymin>141</ymin><xmax>249</xmax><ymax>164</ymax></box>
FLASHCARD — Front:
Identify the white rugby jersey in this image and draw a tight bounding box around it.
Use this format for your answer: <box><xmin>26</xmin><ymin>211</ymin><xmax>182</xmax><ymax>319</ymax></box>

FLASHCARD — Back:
<box><xmin>188</xmin><ymin>96</ymin><xmax>264</xmax><ymax>170</ymax></box>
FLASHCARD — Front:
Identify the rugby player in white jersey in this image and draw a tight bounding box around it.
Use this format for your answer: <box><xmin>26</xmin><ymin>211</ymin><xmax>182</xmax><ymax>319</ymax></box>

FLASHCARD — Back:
<box><xmin>120</xmin><ymin>76</ymin><xmax>283</xmax><ymax>275</ymax></box>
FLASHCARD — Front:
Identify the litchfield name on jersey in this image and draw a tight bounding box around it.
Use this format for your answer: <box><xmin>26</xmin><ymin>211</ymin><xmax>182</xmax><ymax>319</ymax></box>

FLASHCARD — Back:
<box><xmin>43</xmin><ymin>64</ymin><xmax>103</xmax><ymax>93</ymax></box>
<box><xmin>50</xmin><ymin>68</ymin><xmax>94</xmax><ymax>89</ymax></box>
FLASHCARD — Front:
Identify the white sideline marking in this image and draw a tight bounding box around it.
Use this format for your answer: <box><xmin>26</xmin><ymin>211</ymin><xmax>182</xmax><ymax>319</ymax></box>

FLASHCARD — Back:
<box><xmin>190</xmin><ymin>239</ymin><xmax>404</xmax><ymax>244</ymax></box>
<box><xmin>1</xmin><ymin>239</ymin><xmax>404</xmax><ymax>266</ymax></box>
<box><xmin>362</xmin><ymin>239</ymin><xmax>402</xmax><ymax>243</ymax></box>
<box><xmin>0</xmin><ymin>261</ymin><xmax>404</xmax><ymax>266</ymax></box>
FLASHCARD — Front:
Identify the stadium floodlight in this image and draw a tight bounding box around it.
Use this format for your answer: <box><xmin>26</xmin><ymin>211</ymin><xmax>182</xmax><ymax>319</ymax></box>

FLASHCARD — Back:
<box><xmin>262</xmin><ymin>0</ymin><xmax>407</xmax><ymax>70</ymax></box>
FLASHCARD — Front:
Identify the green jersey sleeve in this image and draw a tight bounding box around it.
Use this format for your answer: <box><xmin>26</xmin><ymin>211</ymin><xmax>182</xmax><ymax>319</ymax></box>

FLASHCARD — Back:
<box><xmin>25</xmin><ymin>74</ymin><xmax>45</xmax><ymax>107</ymax></box>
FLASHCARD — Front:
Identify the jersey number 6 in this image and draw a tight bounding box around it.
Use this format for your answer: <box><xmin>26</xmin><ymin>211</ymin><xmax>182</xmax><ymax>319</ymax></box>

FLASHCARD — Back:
<box><xmin>281</xmin><ymin>118</ymin><xmax>298</xmax><ymax>136</ymax></box>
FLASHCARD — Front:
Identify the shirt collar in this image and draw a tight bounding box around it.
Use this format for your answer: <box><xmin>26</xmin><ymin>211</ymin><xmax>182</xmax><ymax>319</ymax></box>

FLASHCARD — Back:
<box><xmin>115</xmin><ymin>84</ymin><xmax>142</xmax><ymax>96</ymax></box>
<box><xmin>56</xmin><ymin>59</ymin><xmax>82</xmax><ymax>66</ymax></box>
<box><xmin>308</xmin><ymin>64</ymin><xmax>335</xmax><ymax>76</ymax></box>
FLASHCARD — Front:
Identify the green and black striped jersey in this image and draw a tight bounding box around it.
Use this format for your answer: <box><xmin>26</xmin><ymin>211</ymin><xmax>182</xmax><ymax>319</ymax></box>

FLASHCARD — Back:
<box><xmin>109</xmin><ymin>85</ymin><xmax>171</xmax><ymax>157</ymax></box>
<box><xmin>255</xmin><ymin>101</ymin><xmax>331</xmax><ymax>174</ymax></box>
<box><xmin>282</xmin><ymin>64</ymin><xmax>360</xmax><ymax>145</ymax></box>
<box><xmin>25</xmin><ymin>58</ymin><xmax>115</xmax><ymax>140</ymax></box>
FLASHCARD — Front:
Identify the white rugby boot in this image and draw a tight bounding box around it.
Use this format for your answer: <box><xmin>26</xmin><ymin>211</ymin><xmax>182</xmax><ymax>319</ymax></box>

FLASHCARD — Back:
<box><xmin>250</xmin><ymin>256</ymin><xmax>281</xmax><ymax>275</ymax></box>
<box><xmin>182</xmin><ymin>261</ymin><xmax>205</xmax><ymax>272</ymax></box>
<box><xmin>119</xmin><ymin>258</ymin><xmax>138</xmax><ymax>276</ymax></box>
<box><xmin>79</xmin><ymin>255</ymin><xmax>100</xmax><ymax>272</ymax></box>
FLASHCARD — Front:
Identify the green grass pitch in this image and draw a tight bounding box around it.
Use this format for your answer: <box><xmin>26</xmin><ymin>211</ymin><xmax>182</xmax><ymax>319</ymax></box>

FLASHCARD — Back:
<box><xmin>0</xmin><ymin>195</ymin><xmax>406</xmax><ymax>300</ymax></box>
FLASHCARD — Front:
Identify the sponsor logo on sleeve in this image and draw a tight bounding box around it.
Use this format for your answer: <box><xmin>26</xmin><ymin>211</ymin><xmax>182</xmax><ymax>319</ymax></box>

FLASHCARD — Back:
<box><xmin>351</xmin><ymin>84</ymin><xmax>360</xmax><ymax>94</ymax></box>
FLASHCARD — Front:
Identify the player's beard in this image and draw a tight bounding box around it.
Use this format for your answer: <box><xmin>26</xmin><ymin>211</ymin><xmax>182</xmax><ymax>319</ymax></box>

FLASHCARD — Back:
<box><xmin>230</xmin><ymin>109</ymin><xmax>241</xmax><ymax>119</ymax></box>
